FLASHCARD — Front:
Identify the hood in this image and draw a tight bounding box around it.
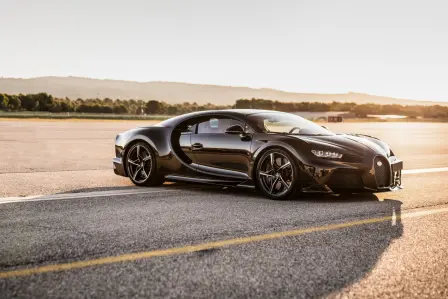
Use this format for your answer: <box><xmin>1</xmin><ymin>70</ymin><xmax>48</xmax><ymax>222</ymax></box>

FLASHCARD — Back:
<box><xmin>291</xmin><ymin>134</ymin><xmax>390</xmax><ymax>157</ymax></box>
<box><xmin>344</xmin><ymin>134</ymin><xmax>391</xmax><ymax>156</ymax></box>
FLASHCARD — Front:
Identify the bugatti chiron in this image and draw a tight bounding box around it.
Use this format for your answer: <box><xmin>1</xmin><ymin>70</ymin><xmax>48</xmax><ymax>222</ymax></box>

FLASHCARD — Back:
<box><xmin>113</xmin><ymin>110</ymin><xmax>403</xmax><ymax>200</ymax></box>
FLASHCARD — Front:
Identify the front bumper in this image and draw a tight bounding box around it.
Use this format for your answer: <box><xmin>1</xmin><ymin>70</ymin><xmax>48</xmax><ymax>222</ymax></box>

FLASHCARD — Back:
<box><xmin>113</xmin><ymin>157</ymin><xmax>127</xmax><ymax>177</ymax></box>
<box><xmin>302</xmin><ymin>156</ymin><xmax>403</xmax><ymax>193</ymax></box>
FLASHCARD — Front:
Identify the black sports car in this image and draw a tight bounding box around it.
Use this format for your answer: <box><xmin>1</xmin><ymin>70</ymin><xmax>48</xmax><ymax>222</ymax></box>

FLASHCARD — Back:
<box><xmin>113</xmin><ymin>110</ymin><xmax>403</xmax><ymax>200</ymax></box>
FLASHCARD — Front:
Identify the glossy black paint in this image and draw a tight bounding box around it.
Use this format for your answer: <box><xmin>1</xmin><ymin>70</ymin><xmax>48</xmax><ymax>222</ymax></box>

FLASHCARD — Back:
<box><xmin>113</xmin><ymin>109</ymin><xmax>403</xmax><ymax>193</ymax></box>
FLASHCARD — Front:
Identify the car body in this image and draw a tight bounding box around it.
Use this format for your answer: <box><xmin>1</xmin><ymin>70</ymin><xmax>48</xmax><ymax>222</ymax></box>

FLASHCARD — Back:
<box><xmin>113</xmin><ymin>109</ymin><xmax>403</xmax><ymax>200</ymax></box>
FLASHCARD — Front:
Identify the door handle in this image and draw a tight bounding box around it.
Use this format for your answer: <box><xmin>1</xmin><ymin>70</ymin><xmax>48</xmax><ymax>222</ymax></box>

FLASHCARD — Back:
<box><xmin>192</xmin><ymin>143</ymin><xmax>203</xmax><ymax>150</ymax></box>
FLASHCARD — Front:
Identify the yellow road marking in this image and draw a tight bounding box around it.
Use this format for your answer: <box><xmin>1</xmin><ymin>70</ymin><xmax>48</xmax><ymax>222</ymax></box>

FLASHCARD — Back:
<box><xmin>1</xmin><ymin>206</ymin><xmax>447</xmax><ymax>279</ymax></box>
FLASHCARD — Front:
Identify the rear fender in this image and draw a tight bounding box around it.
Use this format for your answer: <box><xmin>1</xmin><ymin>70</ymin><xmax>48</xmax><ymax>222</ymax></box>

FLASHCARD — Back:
<box><xmin>122</xmin><ymin>128</ymin><xmax>173</xmax><ymax>174</ymax></box>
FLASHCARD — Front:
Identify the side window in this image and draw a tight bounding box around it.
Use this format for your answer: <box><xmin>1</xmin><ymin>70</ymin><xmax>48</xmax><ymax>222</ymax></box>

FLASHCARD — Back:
<box><xmin>244</xmin><ymin>123</ymin><xmax>255</xmax><ymax>133</ymax></box>
<box><xmin>197</xmin><ymin>117</ymin><xmax>245</xmax><ymax>134</ymax></box>
<box><xmin>186</xmin><ymin>124</ymin><xmax>196</xmax><ymax>133</ymax></box>
<box><xmin>174</xmin><ymin>120</ymin><xmax>197</xmax><ymax>134</ymax></box>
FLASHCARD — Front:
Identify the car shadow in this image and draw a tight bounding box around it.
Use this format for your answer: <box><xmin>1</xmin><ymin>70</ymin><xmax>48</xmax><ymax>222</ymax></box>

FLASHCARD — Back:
<box><xmin>160</xmin><ymin>184</ymin><xmax>403</xmax><ymax>297</ymax></box>
<box><xmin>56</xmin><ymin>182</ymin><xmax>227</xmax><ymax>194</ymax></box>
<box><xmin>150</xmin><ymin>185</ymin><xmax>403</xmax><ymax>297</ymax></box>
<box><xmin>55</xmin><ymin>183</ymin><xmax>403</xmax><ymax>297</ymax></box>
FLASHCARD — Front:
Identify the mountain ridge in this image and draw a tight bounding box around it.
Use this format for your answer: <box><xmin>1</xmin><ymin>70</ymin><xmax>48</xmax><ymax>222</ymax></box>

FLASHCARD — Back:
<box><xmin>0</xmin><ymin>76</ymin><xmax>446</xmax><ymax>106</ymax></box>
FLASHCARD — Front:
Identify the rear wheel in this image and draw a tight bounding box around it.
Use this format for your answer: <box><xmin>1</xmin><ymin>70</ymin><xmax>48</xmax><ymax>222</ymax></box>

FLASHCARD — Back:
<box><xmin>255</xmin><ymin>148</ymin><xmax>298</xmax><ymax>200</ymax></box>
<box><xmin>126</xmin><ymin>142</ymin><xmax>164</xmax><ymax>186</ymax></box>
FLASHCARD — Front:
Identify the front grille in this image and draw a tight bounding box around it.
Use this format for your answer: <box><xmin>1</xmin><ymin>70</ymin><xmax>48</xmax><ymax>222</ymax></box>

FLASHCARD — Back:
<box><xmin>374</xmin><ymin>156</ymin><xmax>390</xmax><ymax>187</ymax></box>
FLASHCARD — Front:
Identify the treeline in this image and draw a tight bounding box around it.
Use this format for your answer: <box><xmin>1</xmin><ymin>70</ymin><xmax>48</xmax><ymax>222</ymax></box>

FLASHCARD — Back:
<box><xmin>235</xmin><ymin>98</ymin><xmax>448</xmax><ymax>118</ymax></box>
<box><xmin>1</xmin><ymin>93</ymin><xmax>448</xmax><ymax>118</ymax></box>
<box><xmin>0</xmin><ymin>93</ymin><xmax>229</xmax><ymax>115</ymax></box>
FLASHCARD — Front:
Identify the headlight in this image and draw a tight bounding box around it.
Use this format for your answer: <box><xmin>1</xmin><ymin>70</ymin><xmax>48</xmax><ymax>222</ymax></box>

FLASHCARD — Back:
<box><xmin>311</xmin><ymin>150</ymin><xmax>343</xmax><ymax>159</ymax></box>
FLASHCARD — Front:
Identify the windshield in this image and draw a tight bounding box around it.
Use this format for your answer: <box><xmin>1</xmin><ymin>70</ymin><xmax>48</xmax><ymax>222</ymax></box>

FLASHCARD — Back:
<box><xmin>248</xmin><ymin>112</ymin><xmax>334</xmax><ymax>135</ymax></box>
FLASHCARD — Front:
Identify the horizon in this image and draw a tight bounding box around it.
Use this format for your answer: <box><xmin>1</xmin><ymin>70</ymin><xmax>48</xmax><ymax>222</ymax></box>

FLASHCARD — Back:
<box><xmin>1</xmin><ymin>76</ymin><xmax>446</xmax><ymax>104</ymax></box>
<box><xmin>1</xmin><ymin>0</ymin><xmax>447</xmax><ymax>102</ymax></box>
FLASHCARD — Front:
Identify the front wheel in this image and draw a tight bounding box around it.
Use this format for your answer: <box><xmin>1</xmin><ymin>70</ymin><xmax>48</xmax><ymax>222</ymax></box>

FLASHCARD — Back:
<box><xmin>126</xmin><ymin>142</ymin><xmax>164</xmax><ymax>186</ymax></box>
<box><xmin>255</xmin><ymin>148</ymin><xmax>298</xmax><ymax>200</ymax></box>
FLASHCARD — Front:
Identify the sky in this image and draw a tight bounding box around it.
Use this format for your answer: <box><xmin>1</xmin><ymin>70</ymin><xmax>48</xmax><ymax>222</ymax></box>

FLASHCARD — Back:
<box><xmin>0</xmin><ymin>0</ymin><xmax>447</xmax><ymax>101</ymax></box>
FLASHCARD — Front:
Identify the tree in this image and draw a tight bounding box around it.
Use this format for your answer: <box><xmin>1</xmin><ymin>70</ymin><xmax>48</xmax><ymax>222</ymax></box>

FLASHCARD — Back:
<box><xmin>113</xmin><ymin>104</ymin><xmax>128</xmax><ymax>114</ymax></box>
<box><xmin>167</xmin><ymin>105</ymin><xmax>178</xmax><ymax>115</ymax></box>
<box><xmin>49</xmin><ymin>100</ymin><xmax>62</xmax><ymax>112</ymax></box>
<box><xmin>351</xmin><ymin>104</ymin><xmax>374</xmax><ymax>118</ymax></box>
<box><xmin>235</xmin><ymin>99</ymin><xmax>251</xmax><ymax>109</ymax></box>
<box><xmin>103</xmin><ymin>98</ymin><xmax>114</xmax><ymax>106</ymax></box>
<box><xmin>34</xmin><ymin>93</ymin><xmax>54</xmax><ymax>111</ymax></box>
<box><xmin>59</xmin><ymin>100</ymin><xmax>74</xmax><ymax>112</ymax></box>
<box><xmin>0</xmin><ymin>94</ymin><xmax>9</xmax><ymax>110</ymax></box>
<box><xmin>18</xmin><ymin>94</ymin><xmax>35</xmax><ymax>110</ymax></box>
<box><xmin>146</xmin><ymin>100</ymin><xmax>161</xmax><ymax>114</ymax></box>
<box><xmin>75</xmin><ymin>98</ymin><xmax>85</xmax><ymax>106</ymax></box>
<box><xmin>8</xmin><ymin>95</ymin><xmax>21</xmax><ymax>110</ymax></box>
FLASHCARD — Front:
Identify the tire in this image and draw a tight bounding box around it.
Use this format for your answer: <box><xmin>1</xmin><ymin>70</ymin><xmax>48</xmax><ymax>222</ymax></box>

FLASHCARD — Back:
<box><xmin>255</xmin><ymin>148</ymin><xmax>298</xmax><ymax>200</ymax></box>
<box><xmin>125</xmin><ymin>141</ymin><xmax>164</xmax><ymax>187</ymax></box>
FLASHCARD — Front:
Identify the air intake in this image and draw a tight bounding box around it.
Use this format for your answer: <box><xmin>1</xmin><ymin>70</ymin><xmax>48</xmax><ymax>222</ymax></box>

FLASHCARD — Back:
<box><xmin>374</xmin><ymin>156</ymin><xmax>390</xmax><ymax>188</ymax></box>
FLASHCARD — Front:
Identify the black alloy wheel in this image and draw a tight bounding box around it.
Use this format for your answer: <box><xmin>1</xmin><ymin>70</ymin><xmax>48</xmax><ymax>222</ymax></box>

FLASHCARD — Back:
<box><xmin>256</xmin><ymin>148</ymin><xmax>297</xmax><ymax>200</ymax></box>
<box><xmin>126</xmin><ymin>142</ymin><xmax>163</xmax><ymax>186</ymax></box>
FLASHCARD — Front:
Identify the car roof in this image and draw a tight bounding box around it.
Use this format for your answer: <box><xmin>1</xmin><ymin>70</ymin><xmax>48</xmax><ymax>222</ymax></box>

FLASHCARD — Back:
<box><xmin>156</xmin><ymin>109</ymin><xmax>278</xmax><ymax>127</ymax></box>
<box><xmin>172</xmin><ymin>109</ymin><xmax>274</xmax><ymax>116</ymax></box>
<box><xmin>220</xmin><ymin>109</ymin><xmax>275</xmax><ymax>115</ymax></box>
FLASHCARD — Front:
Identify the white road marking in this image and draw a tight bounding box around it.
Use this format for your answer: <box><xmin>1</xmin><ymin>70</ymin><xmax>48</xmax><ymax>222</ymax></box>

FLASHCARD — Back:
<box><xmin>0</xmin><ymin>167</ymin><xmax>447</xmax><ymax>205</ymax></box>
<box><xmin>402</xmin><ymin>167</ymin><xmax>448</xmax><ymax>174</ymax></box>
<box><xmin>0</xmin><ymin>188</ymin><xmax>178</xmax><ymax>205</ymax></box>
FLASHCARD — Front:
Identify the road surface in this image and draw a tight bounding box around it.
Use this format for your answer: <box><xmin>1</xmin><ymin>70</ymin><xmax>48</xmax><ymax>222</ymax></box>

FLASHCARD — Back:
<box><xmin>0</xmin><ymin>120</ymin><xmax>447</xmax><ymax>298</ymax></box>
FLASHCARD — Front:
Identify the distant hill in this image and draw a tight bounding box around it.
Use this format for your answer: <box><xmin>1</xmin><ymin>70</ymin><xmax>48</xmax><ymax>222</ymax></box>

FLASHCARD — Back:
<box><xmin>0</xmin><ymin>76</ymin><xmax>446</xmax><ymax>106</ymax></box>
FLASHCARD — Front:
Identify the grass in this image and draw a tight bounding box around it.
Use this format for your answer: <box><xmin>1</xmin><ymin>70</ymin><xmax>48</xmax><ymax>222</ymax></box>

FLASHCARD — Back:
<box><xmin>0</xmin><ymin>111</ymin><xmax>446</xmax><ymax>123</ymax></box>
<box><xmin>0</xmin><ymin>111</ymin><xmax>172</xmax><ymax>121</ymax></box>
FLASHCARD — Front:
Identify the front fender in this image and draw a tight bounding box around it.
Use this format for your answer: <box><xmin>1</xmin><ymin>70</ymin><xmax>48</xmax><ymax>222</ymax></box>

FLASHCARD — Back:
<box><xmin>250</xmin><ymin>136</ymin><xmax>309</xmax><ymax>179</ymax></box>
<box><xmin>252</xmin><ymin>141</ymin><xmax>302</xmax><ymax>164</ymax></box>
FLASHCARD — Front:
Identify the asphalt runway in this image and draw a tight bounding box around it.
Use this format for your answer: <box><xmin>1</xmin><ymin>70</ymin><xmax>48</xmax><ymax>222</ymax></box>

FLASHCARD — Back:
<box><xmin>0</xmin><ymin>120</ymin><xmax>448</xmax><ymax>298</ymax></box>
<box><xmin>1</xmin><ymin>120</ymin><xmax>447</xmax><ymax>197</ymax></box>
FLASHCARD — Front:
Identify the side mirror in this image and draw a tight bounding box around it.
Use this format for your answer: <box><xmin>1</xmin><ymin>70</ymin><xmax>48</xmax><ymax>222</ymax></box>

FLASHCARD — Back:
<box><xmin>225</xmin><ymin>125</ymin><xmax>245</xmax><ymax>135</ymax></box>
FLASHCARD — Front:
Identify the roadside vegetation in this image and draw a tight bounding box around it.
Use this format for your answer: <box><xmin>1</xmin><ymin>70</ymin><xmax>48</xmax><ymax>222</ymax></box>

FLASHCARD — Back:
<box><xmin>0</xmin><ymin>92</ymin><xmax>447</xmax><ymax>120</ymax></box>
<box><xmin>235</xmin><ymin>99</ymin><xmax>448</xmax><ymax>119</ymax></box>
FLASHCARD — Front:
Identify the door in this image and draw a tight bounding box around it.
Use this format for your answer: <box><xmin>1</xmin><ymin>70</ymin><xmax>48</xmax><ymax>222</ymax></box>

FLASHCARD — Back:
<box><xmin>191</xmin><ymin>116</ymin><xmax>252</xmax><ymax>179</ymax></box>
